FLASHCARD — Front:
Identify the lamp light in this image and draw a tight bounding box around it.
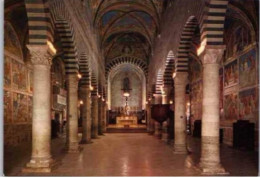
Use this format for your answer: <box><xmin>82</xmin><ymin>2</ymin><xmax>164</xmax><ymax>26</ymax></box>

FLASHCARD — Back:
<box><xmin>172</xmin><ymin>72</ymin><xmax>176</xmax><ymax>79</ymax></box>
<box><xmin>47</xmin><ymin>40</ymin><xmax>57</xmax><ymax>55</ymax></box>
<box><xmin>79</xmin><ymin>100</ymin><xmax>84</xmax><ymax>105</ymax></box>
<box><xmin>77</xmin><ymin>73</ymin><xmax>82</xmax><ymax>79</ymax></box>
<box><xmin>123</xmin><ymin>92</ymin><xmax>130</xmax><ymax>97</ymax></box>
<box><xmin>169</xmin><ymin>100</ymin><xmax>173</xmax><ymax>104</ymax></box>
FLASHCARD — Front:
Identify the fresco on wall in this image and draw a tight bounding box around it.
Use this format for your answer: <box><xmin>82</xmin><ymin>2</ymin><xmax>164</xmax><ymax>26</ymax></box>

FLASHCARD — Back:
<box><xmin>28</xmin><ymin>70</ymin><xmax>33</xmax><ymax>92</ymax></box>
<box><xmin>4</xmin><ymin>91</ymin><xmax>12</xmax><ymax>123</ymax></box>
<box><xmin>13</xmin><ymin>93</ymin><xmax>28</xmax><ymax>122</ymax></box>
<box><xmin>4</xmin><ymin>56</ymin><xmax>11</xmax><ymax>88</ymax></box>
<box><xmin>12</xmin><ymin>60</ymin><xmax>27</xmax><ymax>91</ymax></box>
<box><xmin>224</xmin><ymin>93</ymin><xmax>238</xmax><ymax>120</ymax></box>
<box><xmin>4</xmin><ymin>22</ymin><xmax>23</xmax><ymax>59</ymax></box>
<box><xmin>191</xmin><ymin>80</ymin><xmax>202</xmax><ymax>120</ymax></box>
<box><xmin>224</xmin><ymin>59</ymin><xmax>238</xmax><ymax>88</ymax></box>
<box><xmin>234</xmin><ymin>26</ymin><xmax>251</xmax><ymax>54</ymax></box>
<box><xmin>28</xmin><ymin>96</ymin><xmax>33</xmax><ymax>122</ymax></box>
<box><xmin>239</xmin><ymin>49</ymin><xmax>256</xmax><ymax>88</ymax></box>
<box><xmin>239</xmin><ymin>88</ymin><xmax>257</xmax><ymax>120</ymax></box>
<box><xmin>190</xmin><ymin>58</ymin><xmax>201</xmax><ymax>82</ymax></box>
<box><xmin>219</xmin><ymin>68</ymin><xmax>224</xmax><ymax>109</ymax></box>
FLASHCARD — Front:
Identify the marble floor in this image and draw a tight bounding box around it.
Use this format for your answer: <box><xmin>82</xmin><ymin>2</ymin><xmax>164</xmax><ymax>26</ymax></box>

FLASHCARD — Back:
<box><xmin>4</xmin><ymin>133</ymin><xmax>259</xmax><ymax>176</ymax></box>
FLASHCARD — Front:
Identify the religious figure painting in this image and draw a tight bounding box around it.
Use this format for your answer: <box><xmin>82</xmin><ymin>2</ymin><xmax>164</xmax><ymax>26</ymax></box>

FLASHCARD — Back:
<box><xmin>4</xmin><ymin>56</ymin><xmax>11</xmax><ymax>88</ymax></box>
<box><xmin>224</xmin><ymin>93</ymin><xmax>238</xmax><ymax>120</ymax></box>
<box><xmin>224</xmin><ymin>59</ymin><xmax>238</xmax><ymax>88</ymax></box>
<box><xmin>13</xmin><ymin>93</ymin><xmax>28</xmax><ymax>122</ymax></box>
<box><xmin>4</xmin><ymin>91</ymin><xmax>12</xmax><ymax>123</ymax></box>
<box><xmin>239</xmin><ymin>49</ymin><xmax>256</xmax><ymax>88</ymax></box>
<box><xmin>12</xmin><ymin>60</ymin><xmax>27</xmax><ymax>91</ymax></box>
<box><xmin>239</xmin><ymin>88</ymin><xmax>257</xmax><ymax>120</ymax></box>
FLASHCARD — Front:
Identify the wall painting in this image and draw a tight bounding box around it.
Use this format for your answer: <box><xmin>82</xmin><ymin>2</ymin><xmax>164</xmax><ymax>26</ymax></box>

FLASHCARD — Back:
<box><xmin>13</xmin><ymin>93</ymin><xmax>28</xmax><ymax>122</ymax></box>
<box><xmin>28</xmin><ymin>70</ymin><xmax>33</xmax><ymax>92</ymax></box>
<box><xmin>28</xmin><ymin>96</ymin><xmax>33</xmax><ymax>122</ymax></box>
<box><xmin>239</xmin><ymin>49</ymin><xmax>256</xmax><ymax>88</ymax></box>
<box><xmin>224</xmin><ymin>93</ymin><xmax>238</xmax><ymax>120</ymax></box>
<box><xmin>224</xmin><ymin>59</ymin><xmax>238</xmax><ymax>88</ymax></box>
<box><xmin>4</xmin><ymin>91</ymin><xmax>12</xmax><ymax>123</ymax></box>
<box><xmin>12</xmin><ymin>60</ymin><xmax>27</xmax><ymax>91</ymax></box>
<box><xmin>191</xmin><ymin>80</ymin><xmax>202</xmax><ymax>120</ymax></box>
<box><xmin>239</xmin><ymin>88</ymin><xmax>258</xmax><ymax>121</ymax></box>
<box><xmin>4</xmin><ymin>56</ymin><xmax>11</xmax><ymax>88</ymax></box>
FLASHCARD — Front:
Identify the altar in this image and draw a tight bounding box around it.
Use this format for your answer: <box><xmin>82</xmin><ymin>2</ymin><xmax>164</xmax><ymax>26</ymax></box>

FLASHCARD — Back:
<box><xmin>116</xmin><ymin>116</ymin><xmax>138</xmax><ymax>126</ymax></box>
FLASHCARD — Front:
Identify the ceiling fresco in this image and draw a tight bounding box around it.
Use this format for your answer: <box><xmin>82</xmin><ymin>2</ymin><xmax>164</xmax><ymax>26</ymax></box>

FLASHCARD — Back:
<box><xmin>90</xmin><ymin>0</ymin><xmax>164</xmax><ymax>63</ymax></box>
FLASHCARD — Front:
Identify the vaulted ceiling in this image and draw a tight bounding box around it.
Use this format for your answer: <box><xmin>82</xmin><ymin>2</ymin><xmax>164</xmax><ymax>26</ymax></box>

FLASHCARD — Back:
<box><xmin>89</xmin><ymin>0</ymin><xmax>164</xmax><ymax>63</ymax></box>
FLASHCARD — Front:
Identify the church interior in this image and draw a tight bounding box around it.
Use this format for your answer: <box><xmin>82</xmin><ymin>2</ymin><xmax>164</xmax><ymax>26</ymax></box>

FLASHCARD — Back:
<box><xmin>3</xmin><ymin>0</ymin><xmax>259</xmax><ymax>176</ymax></box>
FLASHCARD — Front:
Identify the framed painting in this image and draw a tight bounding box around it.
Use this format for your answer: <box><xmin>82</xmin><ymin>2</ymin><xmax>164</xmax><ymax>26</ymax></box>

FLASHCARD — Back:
<box><xmin>239</xmin><ymin>49</ymin><xmax>256</xmax><ymax>88</ymax></box>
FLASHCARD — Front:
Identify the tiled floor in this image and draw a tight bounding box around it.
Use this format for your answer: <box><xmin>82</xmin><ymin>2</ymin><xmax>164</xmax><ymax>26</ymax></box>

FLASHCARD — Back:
<box><xmin>4</xmin><ymin>133</ymin><xmax>259</xmax><ymax>176</ymax></box>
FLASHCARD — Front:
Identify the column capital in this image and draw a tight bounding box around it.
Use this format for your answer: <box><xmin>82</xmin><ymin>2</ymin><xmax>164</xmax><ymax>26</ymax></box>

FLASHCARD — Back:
<box><xmin>27</xmin><ymin>45</ymin><xmax>53</xmax><ymax>66</ymax></box>
<box><xmin>174</xmin><ymin>72</ymin><xmax>188</xmax><ymax>86</ymax></box>
<box><xmin>199</xmin><ymin>45</ymin><xmax>225</xmax><ymax>65</ymax></box>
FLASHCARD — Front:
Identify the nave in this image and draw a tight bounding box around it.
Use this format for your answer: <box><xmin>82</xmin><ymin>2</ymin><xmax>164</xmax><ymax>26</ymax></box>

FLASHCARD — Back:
<box><xmin>5</xmin><ymin>133</ymin><xmax>258</xmax><ymax>176</ymax></box>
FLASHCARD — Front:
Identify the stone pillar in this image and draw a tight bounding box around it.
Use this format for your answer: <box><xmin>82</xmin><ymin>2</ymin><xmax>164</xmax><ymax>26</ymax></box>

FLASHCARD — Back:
<box><xmin>98</xmin><ymin>97</ymin><xmax>104</xmax><ymax>135</ymax></box>
<box><xmin>162</xmin><ymin>86</ymin><xmax>172</xmax><ymax>142</ymax></box>
<box><xmin>153</xmin><ymin>94</ymin><xmax>162</xmax><ymax>138</ymax></box>
<box><xmin>80</xmin><ymin>87</ymin><xmax>92</xmax><ymax>144</ymax></box>
<box><xmin>173</xmin><ymin>73</ymin><xmax>188</xmax><ymax>154</ymax></box>
<box><xmin>23</xmin><ymin>45</ymin><xmax>55</xmax><ymax>173</ymax></box>
<box><xmin>65</xmin><ymin>74</ymin><xmax>82</xmax><ymax>153</ymax></box>
<box><xmin>101</xmin><ymin>101</ymin><xmax>107</xmax><ymax>133</ymax></box>
<box><xmin>146</xmin><ymin>103</ymin><xmax>152</xmax><ymax>134</ymax></box>
<box><xmin>199</xmin><ymin>47</ymin><xmax>227</xmax><ymax>175</ymax></box>
<box><xmin>91</xmin><ymin>96</ymin><xmax>99</xmax><ymax>139</ymax></box>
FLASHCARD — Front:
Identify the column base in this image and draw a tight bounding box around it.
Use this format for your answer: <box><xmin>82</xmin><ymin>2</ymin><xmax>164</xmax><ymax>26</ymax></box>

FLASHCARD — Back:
<box><xmin>79</xmin><ymin>139</ymin><xmax>93</xmax><ymax>144</ymax></box>
<box><xmin>91</xmin><ymin>135</ymin><xmax>99</xmax><ymax>139</ymax></box>
<box><xmin>199</xmin><ymin>163</ymin><xmax>229</xmax><ymax>175</ymax></box>
<box><xmin>22</xmin><ymin>158</ymin><xmax>59</xmax><ymax>173</ymax></box>
<box><xmin>64</xmin><ymin>144</ymin><xmax>83</xmax><ymax>153</ymax></box>
<box><xmin>161</xmin><ymin>133</ymin><xmax>168</xmax><ymax>142</ymax></box>
<box><xmin>173</xmin><ymin>144</ymin><xmax>188</xmax><ymax>154</ymax></box>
